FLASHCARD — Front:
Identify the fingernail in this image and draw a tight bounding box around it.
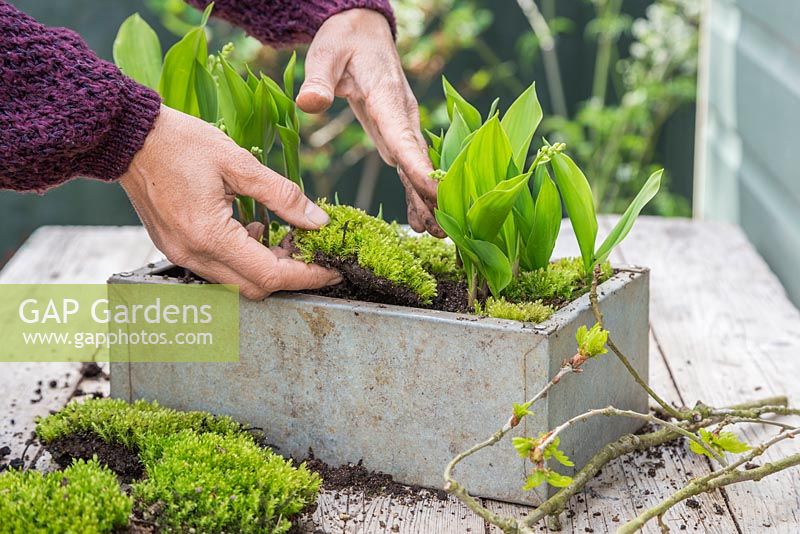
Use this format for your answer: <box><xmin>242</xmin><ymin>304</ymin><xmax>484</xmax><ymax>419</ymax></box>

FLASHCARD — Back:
<box><xmin>328</xmin><ymin>274</ymin><xmax>343</xmax><ymax>286</ymax></box>
<box><xmin>305</xmin><ymin>203</ymin><xmax>330</xmax><ymax>227</ymax></box>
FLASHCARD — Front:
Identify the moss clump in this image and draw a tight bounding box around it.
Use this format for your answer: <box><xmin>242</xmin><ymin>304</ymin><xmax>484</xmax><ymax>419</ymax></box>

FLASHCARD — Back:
<box><xmin>398</xmin><ymin>231</ymin><xmax>459</xmax><ymax>279</ymax></box>
<box><xmin>292</xmin><ymin>201</ymin><xmax>439</xmax><ymax>303</ymax></box>
<box><xmin>0</xmin><ymin>459</ymin><xmax>132</xmax><ymax>533</ymax></box>
<box><xmin>267</xmin><ymin>222</ymin><xmax>290</xmax><ymax>247</ymax></box>
<box><xmin>503</xmin><ymin>258</ymin><xmax>613</xmax><ymax>304</ymax></box>
<box><xmin>35</xmin><ymin>398</ymin><xmax>320</xmax><ymax>533</ymax></box>
<box><xmin>36</xmin><ymin>398</ymin><xmax>241</xmax><ymax>449</ymax></box>
<box><xmin>135</xmin><ymin>431</ymin><xmax>320</xmax><ymax>534</ymax></box>
<box><xmin>476</xmin><ymin>297</ymin><xmax>555</xmax><ymax>323</ymax></box>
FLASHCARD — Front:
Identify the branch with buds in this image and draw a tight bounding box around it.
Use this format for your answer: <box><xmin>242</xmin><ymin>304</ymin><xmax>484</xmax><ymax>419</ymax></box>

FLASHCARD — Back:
<box><xmin>443</xmin><ymin>266</ymin><xmax>800</xmax><ymax>533</ymax></box>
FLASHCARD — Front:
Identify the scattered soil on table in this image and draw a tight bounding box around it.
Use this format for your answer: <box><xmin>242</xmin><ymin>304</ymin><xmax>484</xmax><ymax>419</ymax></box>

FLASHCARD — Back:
<box><xmin>300</xmin><ymin>450</ymin><xmax>448</xmax><ymax>503</ymax></box>
<box><xmin>307</xmin><ymin>252</ymin><xmax>469</xmax><ymax>313</ymax></box>
<box><xmin>80</xmin><ymin>362</ymin><xmax>105</xmax><ymax>379</ymax></box>
<box><xmin>46</xmin><ymin>432</ymin><xmax>143</xmax><ymax>483</ymax></box>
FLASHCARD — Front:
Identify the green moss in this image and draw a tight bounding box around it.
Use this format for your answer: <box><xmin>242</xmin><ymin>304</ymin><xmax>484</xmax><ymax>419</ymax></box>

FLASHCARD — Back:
<box><xmin>503</xmin><ymin>258</ymin><xmax>613</xmax><ymax>304</ymax></box>
<box><xmin>35</xmin><ymin>399</ymin><xmax>320</xmax><ymax>533</ymax></box>
<box><xmin>36</xmin><ymin>398</ymin><xmax>242</xmax><ymax>449</ymax></box>
<box><xmin>0</xmin><ymin>459</ymin><xmax>132</xmax><ymax>533</ymax></box>
<box><xmin>398</xmin><ymin>231</ymin><xmax>459</xmax><ymax>279</ymax></box>
<box><xmin>292</xmin><ymin>201</ymin><xmax>439</xmax><ymax>303</ymax></box>
<box><xmin>134</xmin><ymin>431</ymin><xmax>320</xmax><ymax>534</ymax></box>
<box><xmin>476</xmin><ymin>297</ymin><xmax>555</xmax><ymax>323</ymax></box>
<box><xmin>267</xmin><ymin>222</ymin><xmax>290</xmax><ymax>247</ymax></box>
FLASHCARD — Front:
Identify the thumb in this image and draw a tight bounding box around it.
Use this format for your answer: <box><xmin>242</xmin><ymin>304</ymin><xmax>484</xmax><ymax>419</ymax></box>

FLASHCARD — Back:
<box><xmin>296</xmin><ymin>42</ymin><xmax>347</xmax><ymax>114</ymax></box>
<box><xmin>225</xmin><ymin>150</ymin><xmax>329</xmax><ymax>230</ymax></box>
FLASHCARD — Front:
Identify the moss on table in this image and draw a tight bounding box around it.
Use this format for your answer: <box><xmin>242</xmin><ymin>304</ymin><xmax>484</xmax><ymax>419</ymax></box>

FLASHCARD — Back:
<box><xmin>18</xmin><ymin>398</ymin><xmax>321</xmax><ymax>533</ymax></box>
<box><xmin>0</xmin><ymin>459</ymin><xmax>131</xmax><ymax>534</ymax></box>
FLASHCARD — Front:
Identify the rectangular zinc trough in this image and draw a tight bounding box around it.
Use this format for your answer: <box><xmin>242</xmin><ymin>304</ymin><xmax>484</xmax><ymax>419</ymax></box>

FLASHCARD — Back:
<box><xmin>109</xmin><ymin>261</ymin><xmax>649</xmax><ymax>504</ymax></box>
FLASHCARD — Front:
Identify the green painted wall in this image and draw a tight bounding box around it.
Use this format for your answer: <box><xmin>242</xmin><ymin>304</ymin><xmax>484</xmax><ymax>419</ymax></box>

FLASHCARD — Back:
<box><xmin>697</xmin><ymin>0</ymin><xmax>800</xmax><ymax>306</ymax></box>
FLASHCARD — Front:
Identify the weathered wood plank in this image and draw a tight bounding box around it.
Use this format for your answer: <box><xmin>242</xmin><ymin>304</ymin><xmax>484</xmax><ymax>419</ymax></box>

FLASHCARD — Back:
<box><xmin>612</xmin><ymin>216</ymin><xmax>800</xmax><ymax>532</ymax></box>
<box><xmin>0</xmin><ymin>226</ymin><xmax>161</xmax><ymax>468</ymax></box>
<box><xmin>298</xmin><ymin>490</ymin><xmax>484</xmax><ymax>533</ymax></box>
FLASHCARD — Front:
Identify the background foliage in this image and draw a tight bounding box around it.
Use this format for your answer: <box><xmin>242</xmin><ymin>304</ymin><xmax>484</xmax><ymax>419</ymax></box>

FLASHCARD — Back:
<box><xmin>1</xmin><ymin>0</ymin><xmax>698</xmax><ymax>261</ymax></box>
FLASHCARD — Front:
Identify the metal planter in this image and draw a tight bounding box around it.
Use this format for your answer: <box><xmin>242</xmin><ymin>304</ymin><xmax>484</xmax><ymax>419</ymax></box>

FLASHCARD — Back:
<box><xmin>109</xmin><ymin>262</ymin><xmax>649</xmax><ymax>504</ymax></box>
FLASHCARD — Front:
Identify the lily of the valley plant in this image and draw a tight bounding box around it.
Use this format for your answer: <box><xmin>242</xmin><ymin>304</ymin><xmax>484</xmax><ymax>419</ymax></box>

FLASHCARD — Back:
<box><xmin>113</xmin><ymin>4</ymin><xmax>301</xmax><ymax>229</ymax></box>
<box><xmin>428</xmin><ymin>79</ymin><xmax>662</xmax><ymax>306</ymax></box>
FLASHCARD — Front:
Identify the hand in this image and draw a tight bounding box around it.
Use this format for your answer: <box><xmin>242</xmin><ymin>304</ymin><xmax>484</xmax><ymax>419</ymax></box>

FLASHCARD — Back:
<box><xmin>120</xmin><ymin>105</ymin><xmax>342</xmax><ymax>300</ymax></box>
<box><xmin>296</xmin><ymin>8</ymin><xmax>444</xmax><ymax>238</ymax></box>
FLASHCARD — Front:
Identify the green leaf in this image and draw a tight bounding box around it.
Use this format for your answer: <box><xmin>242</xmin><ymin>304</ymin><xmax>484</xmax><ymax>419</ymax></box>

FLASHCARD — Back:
<box><xmin>550</xmin><ymin>153</ymin><xmax>597</xmax><ymax>272</ymax></box>
<box><xmin>594</xmin><ymin>169</ymin><xmax>662</xmax><ymax>265</ymax></box>
<box><xmin>199</xmin><ymin>2</ymin><xmax>213</xmax><ymax>25</ymax></box>
<box><xmin>714</xmin><ymin>432</ymin><xmax>751</xmax><ymax>454</ymax></box>
<box><xmin>689</xmin><ymin>429</ymin><xmax>715</xmax><ymax>458</ymax></box>
<box><xmin>442</xmin><ymin>76</ymin><xmax>482</xmax><ymax>131</ymax></box>
<box><xmin>513</xmin><ymin>401</ymin><xmax>534</xmax><ymax>421</ymax></box>
<box><xmin>435</xmin><ymin>210</ymin><xmax>471</xmax><ymax>259</ymax></box>
<box><xmin>523</xmin><ymin>469</ymin><xmax>548</xmax><ymax>491</ymax></box>
<box><xmin>440</xmin><ymin>109</ymin><xmax>471</xmax><ymax>171</ymax></box>
<box><xmin>283</xmin><ymin>51</ymin><xmax>297</xmax><ymax>99</ymax></box>
<box><xmin>428</xmin><ymin>147</ymin><xmax>441</xmax><ymax>170</ymax></box>
<box><xmin>236</xmin><ymin>195</ymin><xmax>256</xmax><ymax>225</ymax></box>
<box><xmin>245</xmin><ymin>65</ymin><xmax>260</xmax><ymax>92</ymax></box>
<box><xmin>277</xmin><ymin>125</ymin><xmax>302</xmax><ymax>190</ymax></box>
<box><xmin>467</xmin><ymin>172</ymin><xmax>531</xmax><ymax>243</ymax></box>
<box><xmin>158</xmin><ymin>26</ymin><xmax>208</xmax><ymax>116</ymax></box>
<box><xmin>241</xmin><ymin>80</ymin><xmax>279</xmax><ymax>158</ymax></box>
<box><xmin>261</xmin><ymin>75</ymin><xmax>295</xmax><ymax>127</ymax></box>
<box><xmin>437</xmin><ymin>148</ymin><xmax>470</xmax><ymax>228</ymax></box>
<box><xmin>463</xmin><ymin>238</ymin><xmax>513</xmax><ymax>296</ymax></box>
<box><xmin>501</xmin><ymin>82</ymin><xmax>543</xmax><ymax>172</ymax></box>
<box><xmin>217</xmin><ymin>58</ymin><xmax>254</xmax><ymax>144</ymax></box>
<box><xmin>526</xmin><ymin>166</ymin><xmax>562</xmax><ymax>270</ymax></box>
<box><xmin>544</xmin><ymin>439</ymin><xmax>574</xmax><ymax>467</ymax></box>
<box><xmin>113</xmin><ymin>14</ymin><xmax>162</xmax><ymax>90</ymax></box>
<box><xmin>513</xmin><ymin>191</ymin><xmax>535</xmax><ymax>248</ymax></box>
<box><xmin>512</xmin><ymin>436</ymin><xmax>534</xmax><ymax>458</ymax></box>
<box><xmin>425</xmin><ymin>129</ymin><xmax>443</xmax><ymax>152</ymax></box>
<box><xmin>487</xmin><ymin>97</ymin><xmax>500</xmax><ymax>119</ymax></box>
<box><xmin>545</xmin><ymin>471</ymin><xmax>573</xmax><ymax>488</ymax></box>
<box><xmin>194</xmin><ymin>61</ymin><xmax>218</xmax><ymax>123</ymax></box>
<box><xmin>576</xmin><ymin>324</ymin><xmax>608</xmax><ymax>358</ymax></box>
<box><xmin>466</xmin><ymin>116</ymin><xmax>514</xmax><ymax>196</ymax></box>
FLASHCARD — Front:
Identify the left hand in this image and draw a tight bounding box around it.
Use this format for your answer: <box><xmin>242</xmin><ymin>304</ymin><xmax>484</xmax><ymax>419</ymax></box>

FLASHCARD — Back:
<box><xmin>296</xmin><ymin>8</ymin><xmax>444</xmax><ymax>237</ymax></box>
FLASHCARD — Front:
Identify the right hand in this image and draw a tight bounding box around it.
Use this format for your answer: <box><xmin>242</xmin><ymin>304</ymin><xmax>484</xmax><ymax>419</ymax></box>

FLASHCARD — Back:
<box><xmin>119</xmin><ymin>105</ymin><xmax>342</xmax><ymax>300</ymax></box>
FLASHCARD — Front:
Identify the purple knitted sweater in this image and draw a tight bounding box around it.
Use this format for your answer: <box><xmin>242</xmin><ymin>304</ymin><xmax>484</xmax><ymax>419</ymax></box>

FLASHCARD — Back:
<box><xmin>0</xmin><ymin>0</ymin><xmax>394</xmax><ymax>193</ymax></box>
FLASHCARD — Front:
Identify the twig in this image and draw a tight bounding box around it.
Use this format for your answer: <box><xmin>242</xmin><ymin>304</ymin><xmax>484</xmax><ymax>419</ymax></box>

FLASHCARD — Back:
<box><xmin>537</xmin><ymin>406</ymin><xmax>726</xmax><ymax>465</ymax></box>
<box><xmin>443</xmin><ymin>366</ymin><xmax>576</xmax><ymax>533</ymax></box>
<box><xmin>619</xmin><ymin>429</ymin><xmax>800</xmax><ymax>533</ymax></box>
<box><xmin>589</xmin><ymin>267</ymin><xmax>685</xmax><ymax>420</ymax></box>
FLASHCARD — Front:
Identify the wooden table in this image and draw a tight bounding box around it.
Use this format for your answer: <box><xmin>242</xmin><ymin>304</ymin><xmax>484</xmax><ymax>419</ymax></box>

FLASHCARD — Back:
<box><xmin>1</xmin><ymin>218</ymin><xmax>798</xmax><ymax>533</ymax></box>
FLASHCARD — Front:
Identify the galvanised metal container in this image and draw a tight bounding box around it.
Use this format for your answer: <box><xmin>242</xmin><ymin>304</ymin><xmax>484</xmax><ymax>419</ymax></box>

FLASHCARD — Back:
<box><xmin>109</xmin><ymin>261</ymin><xmax>649</xmax><ymax>504</ymax></box>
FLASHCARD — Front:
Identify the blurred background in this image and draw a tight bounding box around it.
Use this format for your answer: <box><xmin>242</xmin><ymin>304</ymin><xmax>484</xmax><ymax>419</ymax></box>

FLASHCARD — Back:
<box><xmin>2</xmin><ymin>0</ymin><xmax>699</xmax><ymax>252</ymax></box>
<box><xmin>4</xmin><ymin>1</ymin><xmax>798</xmax><ymax>306</ymax></box>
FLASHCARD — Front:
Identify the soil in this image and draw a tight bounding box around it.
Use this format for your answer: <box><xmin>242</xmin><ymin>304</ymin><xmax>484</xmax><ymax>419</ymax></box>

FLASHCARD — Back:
<box><xmin>80</xmin><ymin>362</ymin><xmax>105</xmax><ymax>378</ymax></box>
<box><xmin>46</xmin><ymin>432</ymin><xmax>144</xmax><ymax>483</ymax></box>
<box><xmin>307</xmin><ymin>251</ymin><xmax>469</xmax><ymax>313</ymax></box>
<box><xmin>301</xmin><ymin>450</ymin><xmax>448</xmax><ymax>503</ymax></box>
<box><xmin>45</xmin><ymin>430</ymin><xmax>445</xmax><ymax>515</ymax></box>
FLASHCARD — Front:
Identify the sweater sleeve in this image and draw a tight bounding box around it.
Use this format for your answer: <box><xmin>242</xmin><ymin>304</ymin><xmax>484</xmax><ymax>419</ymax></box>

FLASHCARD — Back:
<box><xmin>185</xmin><ymin>0</ymin><xmax>396</xmax><ymax>47</ymax></box>
<box><xmin>0</xmin><ymin>1</ymin><xmax>162</xmax><ymax>193</ymax></box>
